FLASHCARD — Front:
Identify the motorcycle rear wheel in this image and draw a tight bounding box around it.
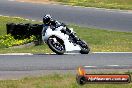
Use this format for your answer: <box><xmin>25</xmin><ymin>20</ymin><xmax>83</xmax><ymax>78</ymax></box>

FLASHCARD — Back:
<box><xmin>47</xmin><ymin>36</ymin><xmax>65</xmax><ymax>55</ymax></box>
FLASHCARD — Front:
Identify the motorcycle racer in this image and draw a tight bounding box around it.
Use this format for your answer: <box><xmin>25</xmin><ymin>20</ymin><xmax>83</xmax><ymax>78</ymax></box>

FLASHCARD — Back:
<box><xmin>43</xmin><ymin>14</ymin><xmax>79</xmax><ymax>43</ymax></box>
<box><xmin>42</xmin><ymin>14</ymin><xmax>90</xmax><ymax>54</ymax></box>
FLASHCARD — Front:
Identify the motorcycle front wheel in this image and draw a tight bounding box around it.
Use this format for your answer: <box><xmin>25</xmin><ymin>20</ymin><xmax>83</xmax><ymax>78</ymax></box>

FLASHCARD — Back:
<box><xmin>47</xmin><ymin>36</ymin><xmax>65</xmax><ymax>55</ymax></box>
<box><xmin>79</xmin><ymin>40</ymin><xmax>90</xmax><ymax>54</ymax></box>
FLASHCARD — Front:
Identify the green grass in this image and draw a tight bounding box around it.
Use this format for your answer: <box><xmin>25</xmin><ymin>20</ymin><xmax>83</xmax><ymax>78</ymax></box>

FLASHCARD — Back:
<box><xmin>0</xmin><ymin>73</ymin><xmax>131</xmax><ymax>88</ymax></box>
<box><xmin>52</xmin><ymin>0</ymin><xmax>132</xmax><ymax>10</ymax></box>
<box><xmin>0</xmin><ymin>16</ymin><xmax>132</xmax><ymax>53</ymax></box>
<box><xmin>0</xmin><ymin>45</ymin><xmax>52</xmax><ymax>54</ymax></box>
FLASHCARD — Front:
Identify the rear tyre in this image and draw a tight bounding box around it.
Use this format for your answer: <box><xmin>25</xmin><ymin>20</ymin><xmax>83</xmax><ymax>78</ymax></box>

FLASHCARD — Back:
<box><xmin>47</xmin><ymin>36</ymin><xmax>65</xmax><ymax>55</ymax></box>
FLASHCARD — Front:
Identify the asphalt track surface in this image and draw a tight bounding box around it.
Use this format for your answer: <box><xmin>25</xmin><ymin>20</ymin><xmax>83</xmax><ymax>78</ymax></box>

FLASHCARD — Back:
<box><xmin>0</xmin><ymin>53</ymin><xmax>132</xmax><ymax>71</ymax></box>
<box><xmin>0</xmin><ymin>0</ymin><xmax>132</xmax><ymax>32</ymax></box>
<box><xmin>0</xmin><ymin>53</ymin><xmax>132</xmax><ymax>79</ymax></box>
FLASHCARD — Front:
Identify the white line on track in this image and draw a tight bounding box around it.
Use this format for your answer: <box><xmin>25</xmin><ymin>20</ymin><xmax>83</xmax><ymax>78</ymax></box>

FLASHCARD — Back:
<box><xmin>84</xmin><ymin>65</ymin><xmax>132</xmax><ymax>68</ymax></box>
<box><xmin>93</xmin><ymin>52</ymin><xmax>132</xmax><ymax>54</ymax></box>
<box><xmin>84</xmin><ymin>66</ymin><xmax>97</xmax><ymax>68</ymax></box>
<box><xmin>0</xmin><ymin>53</ymin><xmax>33</xmax><ymax>55</ymax></box>
<box><xmin>107</xmin><ymin>65</ymin><xmax>119</xmax><ymax>66</ymax></box>
<box><xmin>8</xmin><ymin>0</ymin><xmax>15</xmax><ymax>2</ymax></box>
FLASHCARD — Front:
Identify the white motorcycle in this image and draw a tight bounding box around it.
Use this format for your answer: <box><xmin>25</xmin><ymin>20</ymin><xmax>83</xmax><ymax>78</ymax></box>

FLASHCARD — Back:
<box><xmin>42</xmin><ymin>25</ymin><xmax>90</xmax><ymax>55</ymax></box>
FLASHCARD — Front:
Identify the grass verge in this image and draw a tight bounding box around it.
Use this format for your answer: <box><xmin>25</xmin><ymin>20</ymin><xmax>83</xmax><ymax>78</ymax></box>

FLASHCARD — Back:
<box><xmin>0</xmin><ymin>16</ymin><xmax>132</xmax><ymax>53</ymax></box>
<box><xmin>0</xmin><ymin>73</ymin><xmax>131</xmax><ymax>88</ymax></box>
<box><xmin>52</xmin><ymin>0</ymin><xmax>132</xmax><ymax>10</ymax></box>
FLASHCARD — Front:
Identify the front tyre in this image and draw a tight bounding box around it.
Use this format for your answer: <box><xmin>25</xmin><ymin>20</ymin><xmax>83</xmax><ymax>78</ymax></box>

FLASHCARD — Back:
<box><xmin>79</xmin><ymin>40</ymin><xmax>90</xmax><ymax>54</ymax></box>
<box><xmin>47</xmin><ymin>36</ymin><xmax>65</xmax><ymax>55</ymax></box>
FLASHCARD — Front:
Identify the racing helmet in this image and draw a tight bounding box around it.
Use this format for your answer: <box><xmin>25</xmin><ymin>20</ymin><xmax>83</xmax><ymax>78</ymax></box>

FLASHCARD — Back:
<box><xmin>43</xmin><ymin>14</ymin><xmax>52</xmax><ymax>24</ymax></box>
